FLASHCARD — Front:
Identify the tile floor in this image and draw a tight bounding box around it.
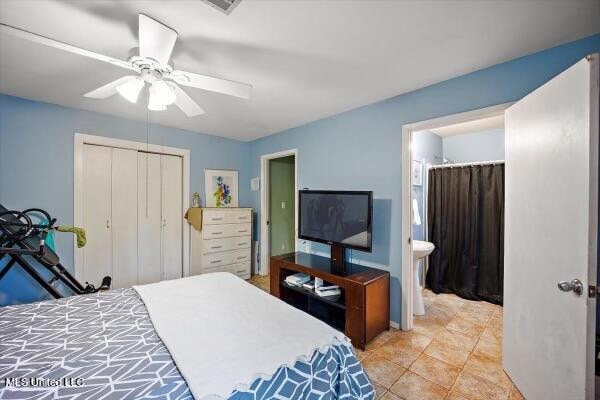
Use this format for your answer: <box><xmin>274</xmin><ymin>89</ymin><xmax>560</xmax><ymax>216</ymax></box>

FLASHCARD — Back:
<box><xmin>248</xmin><ymin>275</ymin><xmax>523</xmax><ymax>400</ymax></box>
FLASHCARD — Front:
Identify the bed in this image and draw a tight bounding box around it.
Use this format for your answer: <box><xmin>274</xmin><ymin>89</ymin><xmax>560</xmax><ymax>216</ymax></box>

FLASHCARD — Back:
<box><xmin>0</xmin><ymin>272</ymin><xmax>374</xmax><ymax>399</ymax></box>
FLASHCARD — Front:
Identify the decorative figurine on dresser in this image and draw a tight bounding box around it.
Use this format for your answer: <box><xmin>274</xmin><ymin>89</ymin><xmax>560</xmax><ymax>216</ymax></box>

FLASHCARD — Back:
<box><xmin>190</xmin><ymin>208</ymin><xmax>252</xmax><ymax>279</ymax></box>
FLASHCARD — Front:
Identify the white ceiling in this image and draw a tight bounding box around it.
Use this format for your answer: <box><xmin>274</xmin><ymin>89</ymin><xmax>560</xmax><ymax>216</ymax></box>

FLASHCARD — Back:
<box><xmin>0</xmin><ymin>0</ymin><xmax>598</xmax><ymax>141</ymax></box>
<box><xmin>430</xmin><ymin>115</ymin><xmax>505</xmax><ymax>137</ymax></box>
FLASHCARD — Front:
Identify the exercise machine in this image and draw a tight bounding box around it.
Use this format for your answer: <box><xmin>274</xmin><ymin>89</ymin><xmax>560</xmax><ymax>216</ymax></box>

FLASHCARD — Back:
<box><xmin>0</xmin><ymin>204</ymin><xmax>111</xmax><ymax>299</ymax></box>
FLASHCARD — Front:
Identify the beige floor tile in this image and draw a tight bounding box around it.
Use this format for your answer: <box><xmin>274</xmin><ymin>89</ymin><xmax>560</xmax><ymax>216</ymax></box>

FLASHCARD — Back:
<box><xmin>362</xmin><ymin>353</ymin><xmax>407</xmax><ymax>388</ymax></box>
<box><xmin>388</xmin><ymin>330</ymin><xmax>433</xmax><ymax>351</ymax></box>
<box><xmin>365</xmin><ymin>330</ymin><xmax>394</xmax><ymax>351</ymax></box>
<box><xmin>463</xmin><ymin>353</ymin><xmax>513</xmax><ymax>389</ymax></box>
<box><xmin>488</xmin><ymin>314</ymin><xmax>503</xmax><ymax>330</ymax></box>
<box><xmin>435</xmin><ymin>328</ymin><xmax>478</xmax><ymax>352</ymax></box>
<box><xmin>372</xmin><ymin>382</ymin><xmax>387</xmax><ymax>399</ymax></box>
<box><xmin>380</xmin><ymin>391</ymin><xmax>403</xmax><ymax>400</ymax></box>
<box><xmin>447</xmin><ymin>392</ymin><xmax>469</xmax><ymax>400</ymax></box>
<box><xmin>472</xmin><ymin>338</ymin><xmax>502</xmax><ymax>361</ymax></box>
<box><xmin>412</xmin><ymin>318</ymin><xmax>447</xmax><ymax>338</ymax></box>
<box><xmin>480</xmin><ymin>326</ymin><xmax>503</xmax><ymax>345</ymax></box>
<box><xmin>446</xmin><ymin>317</ymin><xmax>485</xmax><ymax>337</ymax></box>
<box><xmin>376</xmin><ymin>340</ymin><xmax>423</xmax><ymax>368</ymax></box>
<box><xmin>390</xmin><ymin>371</ymin><xmax>448</xmax><ymax>400</ymax></box>
<box><xmin>409</xmin><ymin>354</ymin><xmax>461</xmax><ymax>389</ymax></box>
<box><xmin>456</xmin><ymin>310</ymin><xmax>492</xmax><ymax>325</ymax></box>
<box><xmin>354</xmin><ymin>346</ymin><xmax>372</xmax><ymax>361</ymax></box>
<box><xmin>453</xmin><ymin>371</ymin><xmax>510</xmax><ymax>400</ymax></box>
<box><xmin>509</xmin><ymin>385</ymin><xmax>525</xmax><ymax>400</ymax></box>
<box><xmin>423</xmin><ymin>339</ymin><xmax>470</xmax><ymax>367</ymax></box>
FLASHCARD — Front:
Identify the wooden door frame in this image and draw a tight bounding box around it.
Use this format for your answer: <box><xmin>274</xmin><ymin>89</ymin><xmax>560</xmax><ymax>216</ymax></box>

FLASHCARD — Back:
<box><xmin>260</xmin><ymin>149</ymin><xmax>298</xmax><ymax>276</ymax></box>
<box><xmin>73</xmin><ymin>133</ymin><xmax>190</xmax><ymax>282</ymax></box>
<box><xmin>400</xmin><ymin>103</ymin><xmax>512</xmax><ymax>330</ymax></box>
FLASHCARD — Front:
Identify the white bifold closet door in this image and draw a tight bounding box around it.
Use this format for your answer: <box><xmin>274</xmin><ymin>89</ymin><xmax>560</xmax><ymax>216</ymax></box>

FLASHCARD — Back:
<box><xmin>82</xmin><ymin>144</ymin><xmax>183</xmax><ymax>289</ymax></box>
<box><xmin>161</xmin><ymin>154</ymin><xmax>183</xmax><ymax>281</ymax></box>
<box><xmin>138</xmin><ymin>152</ymin><xmax>162</xmax><ymax>285</ymax></box>
<box><xmin>82</xmin><ymin>145</ymin><xmax>112</xmax><ymax>287</ymax></box>
<box><xmin>111</xmin><ymin>148</ymin><xmax>139</xmax><ymax>289</ymax></box>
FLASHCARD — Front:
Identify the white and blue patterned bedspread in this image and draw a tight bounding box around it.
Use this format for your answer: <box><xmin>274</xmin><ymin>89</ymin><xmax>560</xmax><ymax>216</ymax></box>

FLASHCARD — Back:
<box><xmin>0</xmin><ymin>288</ymin><xmax>374</xmax><ymax>399</ymax></box>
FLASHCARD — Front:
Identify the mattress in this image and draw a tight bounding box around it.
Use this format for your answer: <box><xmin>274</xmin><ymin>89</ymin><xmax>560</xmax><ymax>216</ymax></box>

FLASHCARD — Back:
<box><xmin>0</xmin><ymin>285</ymin><xmax>374</xmax><ymax>399</ymax></box>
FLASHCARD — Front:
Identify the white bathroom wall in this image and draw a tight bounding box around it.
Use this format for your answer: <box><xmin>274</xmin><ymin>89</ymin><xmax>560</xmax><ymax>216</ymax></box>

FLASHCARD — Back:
<box><xmin>443</xmin><ymin>128</ymin><xmax>505</xmax><ymax>163</ymax></box>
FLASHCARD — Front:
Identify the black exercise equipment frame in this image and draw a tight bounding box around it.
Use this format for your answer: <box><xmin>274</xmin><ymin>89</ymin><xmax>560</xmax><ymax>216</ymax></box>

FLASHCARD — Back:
<box><xmin>0</xmin><ymin>205</ymin><xmax>111</xmax><ymax>299</ymax></box>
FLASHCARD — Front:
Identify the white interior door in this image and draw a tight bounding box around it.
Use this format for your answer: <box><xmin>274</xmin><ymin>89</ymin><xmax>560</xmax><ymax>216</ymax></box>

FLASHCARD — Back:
<box><xmin>82</xmin><ymin>144</ymin><xmax>112</xmax><ymax>286</ymax></box>
<box><xmin>111</xmin><ymin>148</ymin><xmax>138</xmax><ymax>288</ymax></box>
<box><xmin>161</xmin><ymin>154</ymin><xmax>183</xmax><ymax>280</ymax></box>
<box><xmin>138</xmin><ymin>152</ymin><xmax>162</xmax><ymax>284</ymax></box>
<box><xmin>504</xmin><ymin>55</ymin><xmax>598</xmax><ymax>399</ymax></box>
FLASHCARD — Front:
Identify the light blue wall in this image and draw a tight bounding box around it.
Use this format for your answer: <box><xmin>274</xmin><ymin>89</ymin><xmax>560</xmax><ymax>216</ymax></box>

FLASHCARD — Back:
<box><xmin>249</xmin><ymin>34</ymin><xmax>600</xmax><ymax>324</ymax></box>
<box><xmin>443</xmin><ymin>128</ymin><xmax>505</xmax><ymax>163</ymax></box>
<box><xmin>412</xmin><ymin>131</ymin><xmax>443</xmax><ymax>241</ymax></box>
<box><xmin>0</xmin><ymin>95</ymin><xmax>251</xmax><ymax>305</ymax></box>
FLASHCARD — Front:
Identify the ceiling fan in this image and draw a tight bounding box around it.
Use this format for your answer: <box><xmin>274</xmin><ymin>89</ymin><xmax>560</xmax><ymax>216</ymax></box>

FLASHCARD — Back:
<box><xmin>0</xmin><ymin>14</ymin><xmax>253</xmax><ymax>117</ymax></box>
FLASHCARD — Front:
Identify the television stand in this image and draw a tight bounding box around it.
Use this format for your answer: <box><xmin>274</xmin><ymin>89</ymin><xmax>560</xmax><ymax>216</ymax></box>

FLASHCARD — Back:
<box><xmin>270</xmin><ymin>251</ymin><xmax>390</xmax><ymax>349</ymax></box>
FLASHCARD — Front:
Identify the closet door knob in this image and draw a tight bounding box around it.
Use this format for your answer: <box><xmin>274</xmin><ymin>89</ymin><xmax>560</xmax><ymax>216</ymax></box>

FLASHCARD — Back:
<box><xmin>106</xmin><ymin>220</ymin><xmax>110</xmax><ymax>229</ymax></box>
<box><xmin>162</xmin><ymin>218</ymin><xmax>166</xmax><ymax>227</ymax></box>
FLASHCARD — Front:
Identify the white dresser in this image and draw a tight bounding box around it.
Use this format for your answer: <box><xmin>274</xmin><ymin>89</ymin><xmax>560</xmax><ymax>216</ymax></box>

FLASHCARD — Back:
<box><xmin>191</xmin><ymin>208</ymin><xmax>252</xmax><ymax>279</ymax></box>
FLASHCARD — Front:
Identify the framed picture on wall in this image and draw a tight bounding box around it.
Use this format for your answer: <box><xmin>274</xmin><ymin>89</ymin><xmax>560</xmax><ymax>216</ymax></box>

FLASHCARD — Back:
<box><xmin>412</xmin><ymin>159</ymin><xmax>423</xmax><ymax>186</ymax></box>
<box><xmin>204</xmin><ymin>169</ymin><xmax>239</xmax><ymax>207</ymax></box>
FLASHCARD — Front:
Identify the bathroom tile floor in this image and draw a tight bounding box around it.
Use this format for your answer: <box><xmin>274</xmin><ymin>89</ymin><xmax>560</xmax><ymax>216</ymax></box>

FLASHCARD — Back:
<box><xmin>248</xmin><ymin>275</ymin><xmax>522</xmax><ymax>400</ymax></box>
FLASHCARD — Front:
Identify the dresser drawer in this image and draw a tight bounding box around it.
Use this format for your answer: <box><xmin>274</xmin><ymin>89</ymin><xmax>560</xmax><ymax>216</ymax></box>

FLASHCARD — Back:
<box><xmin>202</xmin><ymin>223</ymin><xmax>251</xmax><ymax>239</ymax></box>
<box><xmin>200</xmin><ymin>262</ymin><xmax>250</xmax><ymax>279</ymax></box>
<box><xmin>203</xmin><ymin>209</ymin><xmax>251</xmax><ymax>225</ymax></box>
<box><xmin>202</xmin><ymin>236</ymin><xmax>251</xmax><ymax>254</ymax></box>
<box><xmin>202</xmin><ymin>249</ymin><xmax>250</xmax><ymax>268</ymax></box>
<box><xmin>229</xmin><ymin>261</ymin><xmax>251</xmax><ymax>279</ymax></box>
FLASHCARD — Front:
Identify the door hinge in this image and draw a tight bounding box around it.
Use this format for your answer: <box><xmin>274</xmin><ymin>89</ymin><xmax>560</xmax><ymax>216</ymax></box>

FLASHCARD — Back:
<box><xmin>589</xmin><ymin>284</ymin><xmax>598</xmax><ymax>298</ymax></box>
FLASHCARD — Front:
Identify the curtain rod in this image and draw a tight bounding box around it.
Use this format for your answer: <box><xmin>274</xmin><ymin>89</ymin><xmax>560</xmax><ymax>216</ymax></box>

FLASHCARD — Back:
<box><xmin>428</xmin><ymin>160</ymin><xmax>505</xmax><ymax>169</ymax></box>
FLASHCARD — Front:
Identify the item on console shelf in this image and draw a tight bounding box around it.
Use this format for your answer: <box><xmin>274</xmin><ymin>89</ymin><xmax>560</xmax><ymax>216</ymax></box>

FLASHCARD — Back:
<box><xmin>302</xmin><ymin>280</ymin><xmax>315</xmax><ymax>290</ymax></box>
<box><xmin>285</xmin><ymin>273</ymin><xmax>310</xmax><ymax>286</ymax></box>
<box><xmin>315</xmin><ymin>287</ymin><xmax>342</xmax><ymax>297</ymax></box>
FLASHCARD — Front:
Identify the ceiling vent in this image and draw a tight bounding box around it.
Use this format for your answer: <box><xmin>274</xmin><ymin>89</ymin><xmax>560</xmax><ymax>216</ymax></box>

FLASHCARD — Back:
<box><xmin>200</xmin><ymin>0</ymin><xmax>242</xmax><ymax>15</ymax></box>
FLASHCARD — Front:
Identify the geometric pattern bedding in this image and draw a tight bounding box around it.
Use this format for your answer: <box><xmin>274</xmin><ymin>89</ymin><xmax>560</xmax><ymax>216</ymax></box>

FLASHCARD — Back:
<box><xmin>0</xmin><ymin>288</ymin><xmax>374</xmax><ymax>399</ymax></box>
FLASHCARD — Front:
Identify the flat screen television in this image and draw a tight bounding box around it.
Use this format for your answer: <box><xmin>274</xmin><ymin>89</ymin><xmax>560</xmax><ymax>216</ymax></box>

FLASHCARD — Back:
<box><xmin>298</xmin><ymin>190</ymin><xmax>373</xmax><ymax>252</ymax></box>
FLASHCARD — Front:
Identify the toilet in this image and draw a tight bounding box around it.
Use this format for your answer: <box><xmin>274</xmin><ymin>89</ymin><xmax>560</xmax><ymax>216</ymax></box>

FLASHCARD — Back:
<box><xmin>412</xmin><ymin>240</ymin><xmax>435</xmax><ymax>315</ymax></box>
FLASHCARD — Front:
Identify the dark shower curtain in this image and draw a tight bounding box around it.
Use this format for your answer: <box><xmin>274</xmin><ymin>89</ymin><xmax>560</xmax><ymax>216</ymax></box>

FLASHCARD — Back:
<box><xmin>426</xmin><ymin>163</ymin><xmax>504</xmax><ymax>305</ymax></box>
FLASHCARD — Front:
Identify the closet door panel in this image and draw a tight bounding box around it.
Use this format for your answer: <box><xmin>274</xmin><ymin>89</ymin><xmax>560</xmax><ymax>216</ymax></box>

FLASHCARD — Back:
<box><xmin>138</xmin><ymin>152</ymin><xmax>162</xmax><ymax>284</ymax></box>
<box><xmin>82</xmin><ymin>145</ymin><xmax>112</xmax><ymax>286</ymax></box>
<box><xmin>161</xmin><ymin>155</ymin><xmax>183</xmax><ymax>280</ymax></box>
<box><xmin>111</xmin><ymin>148</ymin><xmax>139</xmax><ymax>289</ymax></box>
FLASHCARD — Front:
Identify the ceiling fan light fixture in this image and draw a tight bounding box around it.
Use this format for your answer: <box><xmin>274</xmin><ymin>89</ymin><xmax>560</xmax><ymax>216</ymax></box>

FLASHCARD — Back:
<box><xmin>116</xmin><ymin>77</ymin><xmax>145</xmax><ymax>103</ymax></box>
<box><xmin>149</xmin><ymin>80</ymin><xmax>176</xmax><ymax>108</ymax></box>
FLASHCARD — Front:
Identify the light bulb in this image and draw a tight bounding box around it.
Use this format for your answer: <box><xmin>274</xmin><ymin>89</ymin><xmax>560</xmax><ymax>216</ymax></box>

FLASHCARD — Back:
<box><xmin>148</xmin><ymin>80</ymin><xmax>176</xmax><ymax>112</ymax></box>
<box><xmin>117</xmin><ymin>77</ymin><xmax>144</xmax><ymax>103</ymax></box>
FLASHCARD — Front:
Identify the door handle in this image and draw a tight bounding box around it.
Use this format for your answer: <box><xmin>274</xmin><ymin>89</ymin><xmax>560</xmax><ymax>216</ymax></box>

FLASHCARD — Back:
<box><xmin>557</xmin><ymin>279</ymin><xmax>584</xmax><ymax>296</ymax></box>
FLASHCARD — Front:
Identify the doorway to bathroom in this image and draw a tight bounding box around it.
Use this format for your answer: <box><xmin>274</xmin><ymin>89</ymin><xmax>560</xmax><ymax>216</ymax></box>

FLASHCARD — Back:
<box><xmin>399</xmin><ymin>54</ymin><xmax>598</xmax><ymax>400</ymax></box>
<box><xmin>401</xmin><ymin>103</ymin><xmax>510</xmax><ymax>329</ymax></box>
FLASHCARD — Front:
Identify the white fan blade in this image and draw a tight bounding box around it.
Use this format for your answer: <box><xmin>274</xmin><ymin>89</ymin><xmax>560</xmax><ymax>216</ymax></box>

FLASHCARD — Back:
<box><xmin>84</xmin><ymin>76</ymin><xmax>138</xmax><ymax>99</ymax></box>
<box><xmin>138</xmin><ymin>14</ymin><xmax>177</xmax><ymax>66</ymax></box>
<box><xmin>169</xmin><ymin>70</ymin><xmax>252</xmax><ymax>99</ymax></box>
<box><xmin>0</xmin><ymin>24</ymin><xmax>137</xmax><ymax>72</ymax></box>
<box><xmin>168</xmin><ymin>82</ymin><xmax>205</xmax><ymax>117</ymax></box>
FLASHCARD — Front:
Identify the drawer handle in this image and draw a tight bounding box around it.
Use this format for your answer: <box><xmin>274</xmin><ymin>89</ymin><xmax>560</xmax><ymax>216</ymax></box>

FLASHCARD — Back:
<box><xmin>237</xmin><ymin>256</ymin><xmax>247</xmax><ymax>260</ymax></box>
<box><xmin>237</xmin><ymin>269</ymin><xmax>246</xmax><ymax>273</ymax></box>
<box><xmin>210</xmin><ymin>245</ymin><xmax>223</xmax><ymax>249</ymax></box>
<box><xmin>210</xmin><ymin>259</ymin><xmax>222</xmax><ymax>264</ymax></box>
<box><xmin>212</xmin><ymin>231</ymin><xmax>223</xmax><ymax>235</ymax></box>
<box><xmin>238</xmin><ymin>216</ymin><xmax>248</xmax><ymax>219</ymax></box>
<box><xmin>211</xmin><ymin>217</ymin><xmax>223</xmax><ymax>220</ymax></box>
<box><xmin>237</xmin><ymin>229</ymin><xmax>248</xmax><ymax>233</ymax></box>
<box><xmin>237</xmin><ymin>242</ymin><xmax>246</xmax><ymax>246</ymax></box>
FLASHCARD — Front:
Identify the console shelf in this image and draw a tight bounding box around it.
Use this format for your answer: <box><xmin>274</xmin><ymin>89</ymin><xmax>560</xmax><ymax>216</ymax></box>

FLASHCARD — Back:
<box><xmin>271</xmin><ymin>251</ymin><xmax>390</xmax><ymax>350</ymax></box>
<box><xmin>281</xmin><ymin>281</ymin><xmax>346</xmax><ymax>310</ymax></box>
